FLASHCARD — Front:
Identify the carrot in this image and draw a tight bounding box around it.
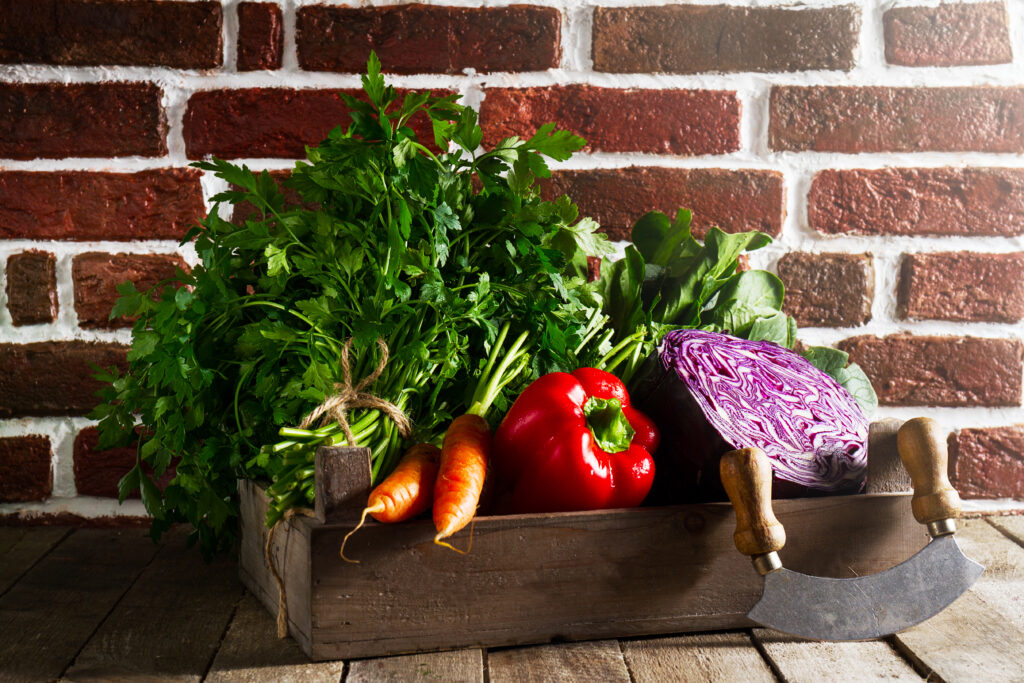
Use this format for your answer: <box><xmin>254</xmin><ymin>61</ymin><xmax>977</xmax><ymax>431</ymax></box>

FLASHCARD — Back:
<box><xmin>433</xmin><ymin>413</ymin><xmax>491</xmax><ymax>551</ymax></box>
<box><xmin>340</xmin><ymin>442</ymin><xmax>441</xmax><ymax>562</ymax></box>
<box><xmin>428</xmin><ymin>323</ymin><xmax>528</xmax><ymax>552</ymax></box>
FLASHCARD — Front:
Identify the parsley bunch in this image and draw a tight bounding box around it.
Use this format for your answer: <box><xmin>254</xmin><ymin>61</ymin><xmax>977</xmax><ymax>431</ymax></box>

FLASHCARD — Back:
<box><xmin>92</xmin><ymin>54</ymin><xmax>613</xmax><ymax>556</ymax></box>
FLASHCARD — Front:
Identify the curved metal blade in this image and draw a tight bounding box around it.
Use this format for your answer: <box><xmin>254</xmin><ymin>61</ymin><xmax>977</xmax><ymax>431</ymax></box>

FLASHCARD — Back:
<box><xmin>748</xmin><ymin>535</ymin><xmax>984</xmax><ymax>641</ymax></box>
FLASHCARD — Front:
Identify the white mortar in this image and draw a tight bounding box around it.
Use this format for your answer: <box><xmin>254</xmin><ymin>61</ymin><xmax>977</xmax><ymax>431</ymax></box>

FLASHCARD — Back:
<box><xmin>1</xmin><ymin>0</ymin><xmax>1022</xmax><ymax>517</ymax></box>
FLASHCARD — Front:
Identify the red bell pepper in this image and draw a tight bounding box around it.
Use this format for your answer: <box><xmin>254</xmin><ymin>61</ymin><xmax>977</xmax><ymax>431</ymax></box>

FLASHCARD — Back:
<box><xmin>491</xmin><ymin>367</ymin><xmax>659</xmax><ymax>514</ymax></box>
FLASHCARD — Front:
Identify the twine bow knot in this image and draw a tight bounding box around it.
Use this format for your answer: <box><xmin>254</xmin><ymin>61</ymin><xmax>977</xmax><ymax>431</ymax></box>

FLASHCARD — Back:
<box><xmin>299</xmin><ymin>337</ymin><xmax>412</xmax><ymax>444</ymax></box>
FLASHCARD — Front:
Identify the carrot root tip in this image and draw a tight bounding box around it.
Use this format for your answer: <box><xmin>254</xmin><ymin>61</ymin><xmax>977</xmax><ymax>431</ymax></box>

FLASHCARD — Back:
<box><xmin>339</xmin><ymin>501</ymin><xmax>385</xmax><ymax>563</ymax></box>
<box><xmin>432</xmin><ymin>518</ymin><xmax>476</xmax><ymax>555</ymax></box>
<box><xmin>433</xmin><ymin>535</ymin><xmax>468</xmax><ymax>554</ymax></box>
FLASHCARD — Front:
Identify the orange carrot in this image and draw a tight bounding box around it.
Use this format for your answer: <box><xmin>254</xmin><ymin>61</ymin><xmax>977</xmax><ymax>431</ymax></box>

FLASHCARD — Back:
<box><xmin>433</xmin><ymin>413</ymin><xmax>491</xmax><ymax>551</ymax></box>
<box><xmin>340</xmin><ymin>442</ymin><xmax>441</xmax><ymax>562</ymax></box>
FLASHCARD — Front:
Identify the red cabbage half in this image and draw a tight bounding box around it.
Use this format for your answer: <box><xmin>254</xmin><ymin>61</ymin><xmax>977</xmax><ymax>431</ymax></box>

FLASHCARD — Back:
<box><xmin>656</xmin><ymin>329</ymin><xmax>868</xmax><ymax>493</ymax></box>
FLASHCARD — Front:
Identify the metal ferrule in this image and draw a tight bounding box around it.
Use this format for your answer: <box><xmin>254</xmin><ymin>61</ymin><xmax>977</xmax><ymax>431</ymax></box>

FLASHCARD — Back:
<box><xmin>752</xmin><ymin>551</ymin><xmax>783</xmax><ymax>576</ymax></box>
<box><xmin>928</xmin><ymin>519</ymin><xmax>957</xmax><ymax>537</ymax></box>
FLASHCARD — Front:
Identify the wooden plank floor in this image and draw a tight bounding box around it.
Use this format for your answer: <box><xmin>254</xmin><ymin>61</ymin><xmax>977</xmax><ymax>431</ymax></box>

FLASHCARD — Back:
<box><xmin>1</xmin><ymin>517</ymin><xmax>1023</xmax><ymax>682</ymax></box>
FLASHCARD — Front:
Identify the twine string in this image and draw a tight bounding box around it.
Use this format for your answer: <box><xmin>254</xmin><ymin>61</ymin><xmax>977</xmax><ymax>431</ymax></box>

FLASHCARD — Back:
<box><xmin>299</xmin><ymin>338</ymin><xmax>412</xmax><ymax>445</ymax></box>
<box><xmin>264</xmin><ymin>506</ymin><xmax>317</xmax><ymax>638</ymax></box>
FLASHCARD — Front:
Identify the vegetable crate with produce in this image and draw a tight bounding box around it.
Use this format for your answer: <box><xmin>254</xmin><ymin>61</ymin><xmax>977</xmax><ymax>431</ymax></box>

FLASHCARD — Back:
<box><xmin>95</xmin><ymin>57</ymin><xmax>929</xmax><ymax>659</ymax></box>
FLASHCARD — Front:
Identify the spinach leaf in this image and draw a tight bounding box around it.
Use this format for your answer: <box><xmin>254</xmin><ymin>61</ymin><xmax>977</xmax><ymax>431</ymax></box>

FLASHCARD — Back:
<box><xmin>800</xmin><ymin>346</ymin><xmax>879</xmax><ymax>415</ymax></box>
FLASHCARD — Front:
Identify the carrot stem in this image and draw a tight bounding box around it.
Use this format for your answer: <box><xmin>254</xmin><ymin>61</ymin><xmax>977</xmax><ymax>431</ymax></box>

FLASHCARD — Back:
<box><xmin>467</xmin><ymin>323</ymin><xmax>530</xmax><ymax>418</ymax></box>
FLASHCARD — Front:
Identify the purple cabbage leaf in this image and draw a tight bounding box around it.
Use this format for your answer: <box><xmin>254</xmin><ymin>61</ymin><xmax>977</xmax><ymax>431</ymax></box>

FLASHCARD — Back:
<box><xmin>652</xmin><ymin>329</ymin><xmax>869</xmax><ymax>495</ymax></box>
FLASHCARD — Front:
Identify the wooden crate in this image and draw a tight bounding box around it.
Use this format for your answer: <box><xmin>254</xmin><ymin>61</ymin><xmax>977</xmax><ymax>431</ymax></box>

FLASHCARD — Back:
<box><xmin>238</xmin><ymin>422</ymin><xmax>925</xmax><ymax>661</ymax></box>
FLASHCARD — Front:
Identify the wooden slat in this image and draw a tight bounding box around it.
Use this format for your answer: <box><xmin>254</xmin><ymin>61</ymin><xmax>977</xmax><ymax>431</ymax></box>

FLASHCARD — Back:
<box><xmin>0</xmin><ymin>528</ymin><xmax>160</xmax><ymax>682</ymax></box>
<box><xmin>205</xmin><ymin>593</ymin><xmax>345</xmax><ymax>683</ymax></box>
<box><xmin>891</xmin><ymin>590</ymin><xmax>1024</xmax><ymax>682</ymax></box>
<box><xmin>0</xmin><ymin>526</ymin><xmax>70</xmax><ymax>595</ymax></box>
<box><xmin>957</xmin><ymin>519</ymin><xmax>1024</xmax><ymax>582</ymax></box>
<box><xmin>943</xmin><ymin>519</ymin><xmax>1024</xmax><ymax>631</ymax></box>
<box><xmin>866</xmin><ymin>418</ymin><xmax>911</xmax><ymax>493</ymax></box>
<box><xmin>63</xmin><ymin>527</ymin><xmax>242</xmax><ymax>682</ymax></box>
<box><xmin>488</xmin><ymin>640</ymin><xmax>630</xmax><ymax>683</ymax></box>
<box><xmin>302</xmin><ymin>492</ymin><xmax>922</xmax><ymax>660</ymax></box>
<box><xmin>315</xmin><ymin>446</ymin><xmax>372</xmax><ymax>524</ymax></box>
<box><xmin>753</xmin><ymin>630</ymin><xmax>920</xmax><ymax>681</ymax></box>
<box><xmin>347</xmin><ymin>649</ymin><xmax>482</xmax><ymax>683</ymax></box>
<box><xmin>988</xmin><ymin>515</ymin><xmax>1024</xmax><ymax>547</ymax></box>
<box><xmin>621</xmin><ymin>632</ymin><xmax>775</xmax><ymax>682</ymax></box>
<box><xmin>893</xmin><ymin>519</ymin><xmax>1024</xmax><ymax>683</ymax></box>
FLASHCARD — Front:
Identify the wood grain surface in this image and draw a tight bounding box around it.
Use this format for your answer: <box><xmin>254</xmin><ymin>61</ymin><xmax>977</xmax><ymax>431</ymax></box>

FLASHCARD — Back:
<box><xmin>621</xmin><ymin>632</ymin><xmax>775</xmax><ymax>682</ymax></box>
<box><xmin>347</xmin><ymin>648</ymin><xmax>483</xmax><ymax>683</ymax></box>
<box><xmin>488</xmin><ymin>640</ymin><xmax>630</xmax><ymax>683</ymax></box>
<box><xmin>926</xmin><ymin>519</ymin><xmax>1024</xmax><ymax>631</ymax></box>
<box><xmin>206</xmin><ymin>594</ymin><xmax>346</xmax><ymax>683</ymax></box>
<box><xmin>0</xmin><ymin>528</ymin><xmax>160</xmax><ymax>682</ymax></box>
<box><xmin>238</xmin><ymin>478</ymin><xmax>315</xmax><ymax>653</ymax></box>
<box><xmin>989</xmin><ymin>515</ymin><xmax>1024</xmax><ymax>546</ymax></box>
<box><xmin>866</xmin><ymin>418</ymin><xmax>911</xmax><ymax>493</ymax></box>
<box><xmin>0</xmin><ymin>525</ymin><xmax>69</xmax><ymax>596</ymax></box>
<box><xmin>753</xmin><ymin>629</ymin><xmax>921</xmax><ymax>681</ymax></box>
<box><xmin>62</xmin><ymin>527</ymin><xmax>242</xmax><ymax>682</ymax></box>
<box><xmin>892</xmin><ymin>589</ymin><xmax>1024</xmax><ymax>682</ymax></box>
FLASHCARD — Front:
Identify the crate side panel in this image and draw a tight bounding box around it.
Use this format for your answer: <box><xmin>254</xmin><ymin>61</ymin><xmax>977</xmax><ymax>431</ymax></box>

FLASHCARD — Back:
<box><xmin>308</xmin><ymin>493</ymin><xmax>922</xmax><ymax>660</ymax></box>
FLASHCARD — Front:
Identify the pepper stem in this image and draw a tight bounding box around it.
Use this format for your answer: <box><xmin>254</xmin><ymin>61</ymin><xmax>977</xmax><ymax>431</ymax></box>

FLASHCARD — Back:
<box><xmin>582</xmin><ymin>397</ymin><xmax>635</xmax><ymax>453</ymax></box>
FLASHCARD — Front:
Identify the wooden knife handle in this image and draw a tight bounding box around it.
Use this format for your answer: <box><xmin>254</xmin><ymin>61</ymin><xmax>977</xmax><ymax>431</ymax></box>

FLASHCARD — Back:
<box><xmin>720</xmin><ymin>448</ymin><xmax>786</xmax><ymax>557</ymax></box>
<box><xmin>897</xmin><ymin>417</ymin><xmax>961</xmax><ymax>526</ymax></box>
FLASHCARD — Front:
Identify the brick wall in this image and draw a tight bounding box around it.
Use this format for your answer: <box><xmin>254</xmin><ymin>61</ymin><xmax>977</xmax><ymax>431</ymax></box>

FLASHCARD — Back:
<box><xmin>1</xmin><ymin>0</ymin><xmax>1022</xmax><ymax>520</ymax></box>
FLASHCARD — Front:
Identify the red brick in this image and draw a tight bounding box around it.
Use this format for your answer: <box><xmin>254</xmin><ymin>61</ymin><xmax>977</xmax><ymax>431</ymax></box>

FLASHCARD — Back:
<box><xmin>481</xmin><ymin>86</ymin><xmax>740</xmax><ymax>155</ymax></box>
<box><xmin>72</xmin><ymin>252</ymin><xmax>187</xmax><ymax>329</ymax></box>
<box><xmin>6</xmin><ymin>250</ymin><xmax>57</xmax><ymax>325</ymax></box>
<box><xmin>0</xmin><ymin>435</ymin><xmax>51</xmax><ymax>502</ymax></box>
<box><xmin>777</xmin><ymin>252</ymin><xmax>873</xmax><ymax>328</ymax></box>
<box><xmin>0</xmin><ymin>169</ymin><xmax>203</xmax><ymax>240</ymax></box>
<box><xmin>884</xmin><ymin>3</ymin><xmax>1011</xmax><ymax>67</ymax></box>
<box><xmin>837</xmin><ymin>335</ymin><xmax>1023</xmax><ymax>407</ymax></box>
<box><xmin>809</xmin><ymin>168</ymin><xmax>1024</xmax><ymax>237</ymax></box>
<box><xmin>238</xmin><ymin>2</ymin><xmax>283</xmax><ymax>71</ymax></box>
<box><xmin>184</xmin><ymin>88</ymin><xmax>446</xmax><ymax>159</ymax></box>
<box><xmin>73</xmin><ymin>427</ymin><xmax>135</xmax><ymax>499</ymax></box>
<box><xmin>0</xmin><ymin>82</ymin><xmax>166</xmax><ymax>159</ymax></box>
<box><xmin>0</xmin><ymin>0</ymin><xmax>221</xmax><ymax>68</ymax></box>
<box><xmin>770</xmin><ymin>86</ymin><xmax>1024</xmax><ymax>153</ymax></box>
<box><xmin>594</xmin><ymin>5</ymin><xmax>858</xmax><ymax>74</ymax></box>
<box><xmin>297</xmin><ymin>4</ymin><xmax>560</xmax><ymax>74</ymax></box>
<box><xmin>0</xmin><ymin>341</ymin><xmax>128</xmax><ymax>417</ymax></box>
<box><xmin>950</xmin><ymin>425</ymin><xmax>1024</xmax><ymax>499</ymax></box>
<box><xmin>73</xmin><ymin>427</ymin><xmax>175</xmax><ymax>499</ymax></box>
<box><xmin>900</xmin><ymin>252</ymin><xmax>1024</xmax><ymax>323</ymax></box>
<box><xmin>541</xmin><ymin>167</ymin><xmax>783</xmax><ymax>241</ymax></box>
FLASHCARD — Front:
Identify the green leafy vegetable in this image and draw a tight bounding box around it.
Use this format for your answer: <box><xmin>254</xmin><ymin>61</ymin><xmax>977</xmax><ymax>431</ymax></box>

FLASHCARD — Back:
<box><xmin>92</xmin><ymin>54</ymin><xmax>610</xmax><ymax>557</ymax></box>
<box><xmin>595</xmin><ymin>210</ymin><xmax>877</xmax><ymax>414</ymax></box>
<box><xmin>799</xmin><ymin>346</ymin><xmax>878</xmax><ymax>415</ymax></box>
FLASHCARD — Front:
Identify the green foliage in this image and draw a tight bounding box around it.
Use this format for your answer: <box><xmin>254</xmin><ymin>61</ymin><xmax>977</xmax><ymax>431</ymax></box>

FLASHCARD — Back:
<box><xmin>596</xmin><ymin>210</ymin><xmax>877</xmax><ymax>413</ymax></box>
<box><xmin>799</xmin><ymin>346</ymin><xmax>878</xmax><ymax>414</ymax></box>
<box><xmin>92</xmin><ymin>53</ymin><xmax>609</xmax><ymax>557</ymax></box>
